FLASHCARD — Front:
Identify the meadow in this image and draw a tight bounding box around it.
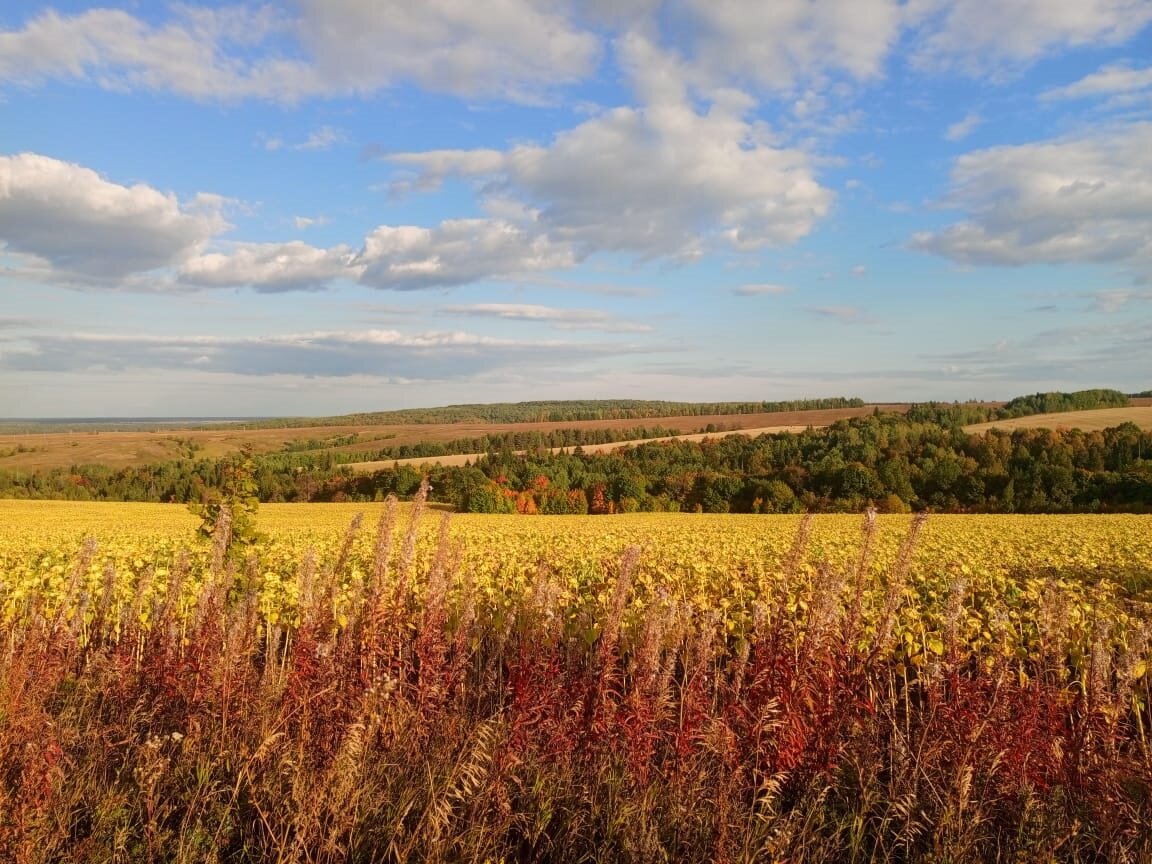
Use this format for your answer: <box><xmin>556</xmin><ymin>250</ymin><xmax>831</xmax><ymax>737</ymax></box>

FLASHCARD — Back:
<box><xmin>2</xmin><ymin>497</ymin><xmax>1152</xmax><ymax>861</ymax></box>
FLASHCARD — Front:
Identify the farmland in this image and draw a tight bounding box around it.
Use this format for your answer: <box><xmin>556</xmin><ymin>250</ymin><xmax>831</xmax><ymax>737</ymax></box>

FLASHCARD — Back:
<box><xmin>965</xmin><ymin>405</ymin><xmax>1152</xmax><ymax>434</ymax></box>
<box><xmin>0</xmin><ymin>403</ymin><xmax>901</xmax><ymax>473</ymax></box>
<box><xmin>360</xmin><ymin>403</ymin><xmax>1152</xmax><ymax>471</ymax></box>
<box><xmin>2</xmin><ymin>498</ymin><xmax>1151</xmax><ymax>860</ymax></box>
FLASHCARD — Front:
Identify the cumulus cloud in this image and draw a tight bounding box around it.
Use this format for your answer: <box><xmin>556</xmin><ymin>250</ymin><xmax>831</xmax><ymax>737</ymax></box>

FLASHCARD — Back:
<box><xmin>5</xmin><ymin>0</ymin><xmax>1149</xmax><ymax>109</ymax></box>
<box><xmin>388</xmin><ymin>35</ymin><xmax>833</xmax><ymax>261</ymax></box>
<box><xmin>442</xmin><ymin>303</ymin><xmax>652</xmax><ymax>332</ymax></box>
<box><xmin>0</xmin><ymin>151</ymin><xmax>583</xmax><ymax>292</ymax></box>
<box><xmin>0</xmin><ymin>328</ymin><xmax>649</xmax><ymax>379</ymax></box>
<box><xmin>909</xmin><ymin>0</ymin><xmax>1152</xmax><ymax>75</ymax></box>
<box><xmin>357</xmin><ymin>219</ymin><xmax>576</xmax><ymax>291</ymax></box>
<box><xmin>0</xmin><ymin>6</ymin><xmax>292</xmax><ymax>100</ymax></box>
<box><xmin>290</xmin><ymin>0</ymin><xmax>599</xmax><ymax>101</ymax></box>
<box><xmin>910</xmin><ymin>123</ymin><xmax>1152</xmax><ymax>277</ymax></box>
<box><xmin>0</xmin><ymin>152</ymin><xmax>225</xmax><ymax>282</ymax></box>
<box><xmin>172</xmin><ymin>218</ymin><xmax>580</xmax><ymax>293</ymax></box>
<box><xmin>731</xmin><ymin>283</ymin><xmax>792</xmax><ymax>296</ymax></box>
<box><xmin>680</xmin><ymin>0</ymin><xmax>902</xmax><ymax>91</ymax></box>
<box><xmin>178</xmin><ymin>241</ymin><xmax>360</xmax><ymax>292</ymax></box>
<box><xmin>0</xmin><ymin>2</ymin><xmax>600</xmax><ymax>103</ymax></box>
<box><xmin>1042</xmin><ymin>62</ymin><xmax>1152</xmax><ymax>106</ymax></box>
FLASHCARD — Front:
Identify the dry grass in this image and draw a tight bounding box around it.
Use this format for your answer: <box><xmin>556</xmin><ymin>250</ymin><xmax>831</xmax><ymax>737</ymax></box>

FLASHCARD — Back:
<box><xmin>0</xmin><ymin>405</ymin><xmax>906</xmax><ymax>472</ymax></box>
<box><xmin>965</xmin><ymin>405</ymin><xmax>1152</xmax><ymax>434</ymax></box>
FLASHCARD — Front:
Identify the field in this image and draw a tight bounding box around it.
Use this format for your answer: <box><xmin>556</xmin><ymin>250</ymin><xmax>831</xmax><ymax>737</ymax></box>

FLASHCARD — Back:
<box><xmin>3</xmin><ymin>498</ymin><xmax>1152</xmax><ymax>861</ymax></box>
<box><xmin>0</xmin><ymin>405</ymin><xmax>904</xmax><ymax>472</ymax></box>
<box><xmin>965</xmin><ymin>404</ymin><xmax>1152</xmax><ymax>434</ymax></box>
<box><xmin>3</xmin><ymin>398</ymin><xmax>1146</xmax><ymax>477</ymax></box>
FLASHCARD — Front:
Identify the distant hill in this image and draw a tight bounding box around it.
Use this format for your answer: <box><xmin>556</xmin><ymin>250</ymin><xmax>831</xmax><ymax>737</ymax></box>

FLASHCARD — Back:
<box><xmin>225</xmin><ymin>397</ymin><xmax>867</xmax><ymax>429</ymax></box>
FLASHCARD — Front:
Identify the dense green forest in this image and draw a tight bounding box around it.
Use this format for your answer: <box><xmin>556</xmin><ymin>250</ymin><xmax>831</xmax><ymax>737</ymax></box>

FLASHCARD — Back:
<box><xmin>4</xmin><ymin>411</ymin><xmax>1149</xmax><ymax>514</ymax></box>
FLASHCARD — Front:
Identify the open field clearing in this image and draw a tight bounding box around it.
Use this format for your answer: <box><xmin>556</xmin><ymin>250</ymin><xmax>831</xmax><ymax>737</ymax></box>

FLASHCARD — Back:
<box><xmin>4</xmin><ymin>499</ymin><xmax>1152</xmax><ymax>860</ymax></box>
<box><xmin>0</xmin><ymin>405</ymin><xmax>905</xmax><ymax>472</ymax></box>
<box><xmin>966</xmin><ymin>405</ymin><xmax>1152</xmax><ymax>434</ymax></box>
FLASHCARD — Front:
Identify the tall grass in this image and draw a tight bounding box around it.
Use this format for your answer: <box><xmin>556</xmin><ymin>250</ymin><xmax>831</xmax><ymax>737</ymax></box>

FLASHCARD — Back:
<box><xmin>1</xmin><ymin>503</ymin><xmax>1150</xmax><ymax>862</ymax></box>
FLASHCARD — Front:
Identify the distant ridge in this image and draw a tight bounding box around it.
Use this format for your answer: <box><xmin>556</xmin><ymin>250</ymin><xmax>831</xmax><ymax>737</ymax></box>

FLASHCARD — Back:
<box><xmin>0</xmin><ymin>417</ymin><xmax>260</xmax><ymax>433</ymax></box>
<box><xmin>222</xmin><ymin>397</ymin><xmax>867</xmax><ymax>430</ymax></box>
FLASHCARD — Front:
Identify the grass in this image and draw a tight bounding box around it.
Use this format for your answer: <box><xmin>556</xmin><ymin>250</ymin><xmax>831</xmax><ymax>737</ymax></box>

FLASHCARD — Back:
<box><xmin>2</xmin><ymin>498</ymin><xmax>1151</xmax><ymax>861</ymax></box>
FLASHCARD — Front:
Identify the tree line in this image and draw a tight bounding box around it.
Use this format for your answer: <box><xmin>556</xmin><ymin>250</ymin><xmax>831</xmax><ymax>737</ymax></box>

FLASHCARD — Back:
<box><xmin>216</xmin><ymin>396</ymin><xmax>867</xmax><ymax>429</ymax></box>
<box><xmin>3</xmin><ymin>411</ymin><xmax>1149</xmax><ymax>515</ymax></box>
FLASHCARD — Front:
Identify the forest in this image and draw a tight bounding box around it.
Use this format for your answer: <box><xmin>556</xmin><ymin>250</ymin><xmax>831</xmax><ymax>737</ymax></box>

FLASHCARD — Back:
<box><xmin>3</xmin><ymin>409</ymin><xmax>1149</xmax><ymax>515</ymax></box>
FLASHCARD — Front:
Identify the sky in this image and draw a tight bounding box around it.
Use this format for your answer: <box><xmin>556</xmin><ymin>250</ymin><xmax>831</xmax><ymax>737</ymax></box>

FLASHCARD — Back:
<box><xmin>1</xmin><ymin>1</ymin><xmax>1151</xmax><ymax>418</ymax></box>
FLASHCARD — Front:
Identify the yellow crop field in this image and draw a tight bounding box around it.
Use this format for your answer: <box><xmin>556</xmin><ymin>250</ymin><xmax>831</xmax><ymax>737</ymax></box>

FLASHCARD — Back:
<box><xmin>4</xmin><ymin>498</ymin><xmax>1152</xmax><ymax>859</ymax></box>
<box><xmin>3</xmin><ymin>500</ymin><xmax>1150</xmax><ymax>665</ymax></box>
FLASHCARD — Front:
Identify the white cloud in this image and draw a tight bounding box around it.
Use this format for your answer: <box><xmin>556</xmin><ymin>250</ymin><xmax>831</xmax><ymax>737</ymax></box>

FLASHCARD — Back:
<box><xmin>0</xmin><ymin>2</ymin><xmax>600</xmax><ymax>103</ymax></box>
<box><xmin>178</xmin><ymin>241</ymin><xmax>360</xmax><ymax>292</ymax></box>
<box><xmin>945</xmin><ymin>112</ymin><xmax>983</xmax><ymax>141</ymax></box>
<box><xmin>442</xmin><ymin>303</ymin><xmax>652</xmax><ymax>331</ymax></box>
<box><xmin>388</xmin><ymin>35</ymin><xmax>833</xmax><ymax>260</ymax></box>
<box><xmin>1042</xmin><ymin>62</ymin><xmax>1152</xmax><ymax>104</ymax></box>
<box><xmin>0</xmin><ymin>152</ymin><xmax>225</xmax><ymax>282</ymax></box>
<box><xmin>293</xmin><ymin>216</ymin><xmax>327</xmax><ymax>230</ymax></box>
<box><xmin>851</xmin><ymin>264</ymin><xmax>867</xmax><ymax>277</ymax></box>
<box><xmin>357</xmin><ymin>219</ymin><xmax>577</xmax><ymax>290</ymax></box>
<box><xmin>911</xmin><ymin>122</ymin><xmax>1152</xmax><ymax>277</ymax></box>
<box><xmin>0</xmin><ymin>152</ymin><xmax>583</xmax><ymax>293</ymax></box>
<box><xmin>291</xmin><ymin>0</ymin><xmax>600</xmax><ymax>101</ymax></box>
<box><xmin>1</xmin><ymin>327</ymin><xmax>649</xmax><ymax>379</ymax></box>
<box><xmin>909</xmin><ymin>0</ymin><xmax>1152</xmax><ymax>75</ymax></box>
<box><xmin>680</xmin><ymin>0</ymin><xmax>902</xmax><ymax>91</ymax></box>
<box><xmin>166</xmin><ymin>218</ymin><xmax>578</xmax><ymax>293</ymax></box>
<box><xmin>0</xmin><ymin>6</ymin><xmax>290</xmax><ymax>100</ymax></box>
<box><xmin>731</xmin><ymin>283</ymin><xmax>792</xmax><ymax>296</ymax></box>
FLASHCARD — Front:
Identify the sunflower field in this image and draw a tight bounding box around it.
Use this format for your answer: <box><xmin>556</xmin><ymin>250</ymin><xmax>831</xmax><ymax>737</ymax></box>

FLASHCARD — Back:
<box><xmin>1</xmin><ymin>495</ymin><xmax>1151</xmax><ymax>862</ymax></box>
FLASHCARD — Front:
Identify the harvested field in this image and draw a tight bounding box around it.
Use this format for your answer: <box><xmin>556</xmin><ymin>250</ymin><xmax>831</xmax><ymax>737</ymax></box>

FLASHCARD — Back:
<box><xmin>965</xmin><ymin>405</ymin><xmax>1152</xmax><ymax>434</ymax></box>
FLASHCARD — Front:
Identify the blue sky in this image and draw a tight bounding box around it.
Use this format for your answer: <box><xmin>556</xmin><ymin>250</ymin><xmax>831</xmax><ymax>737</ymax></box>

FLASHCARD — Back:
<box><xmin>1</xmin><ymin>1</ymin><xmax>1150</xmax><ymax>417</ymax></box>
